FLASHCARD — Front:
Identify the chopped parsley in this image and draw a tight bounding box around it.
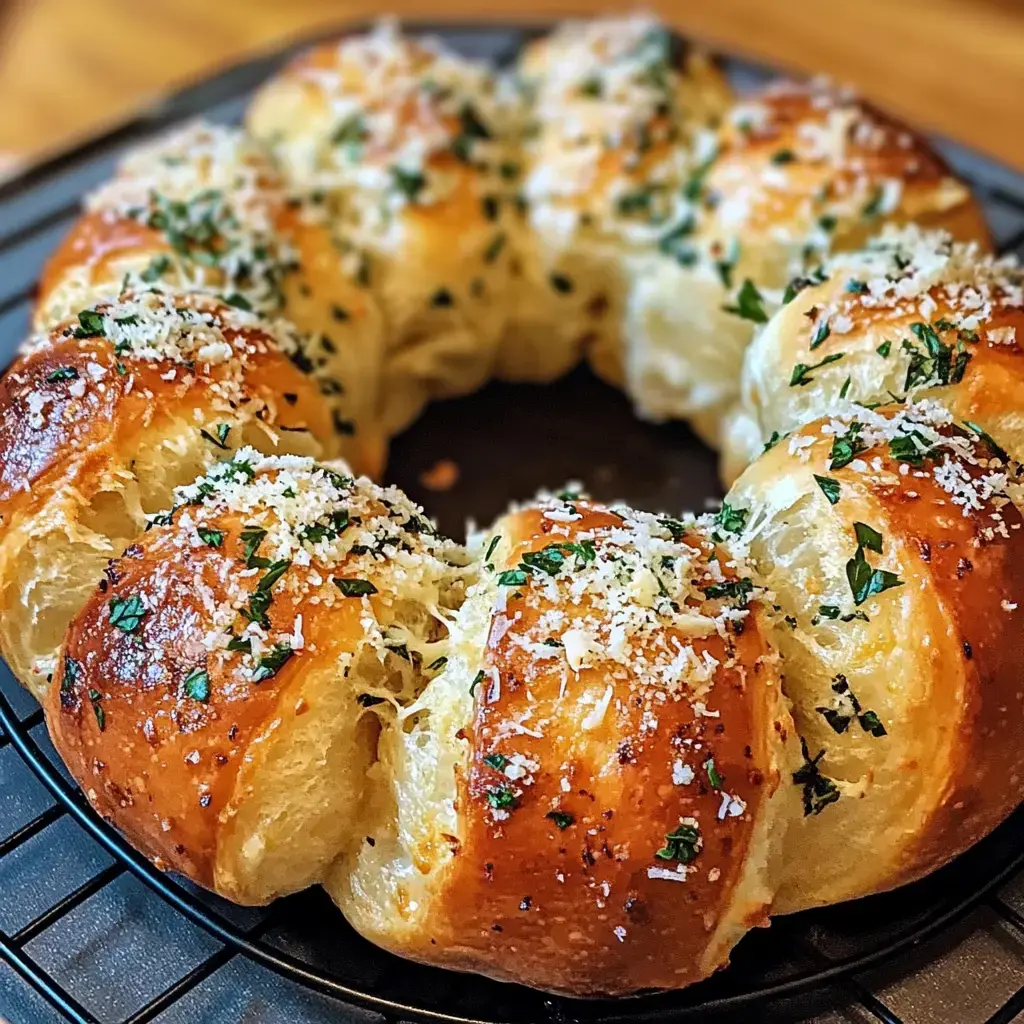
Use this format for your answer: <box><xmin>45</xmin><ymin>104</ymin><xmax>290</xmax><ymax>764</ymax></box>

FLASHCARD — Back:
<box><xmin>451</xmin><ymin>102</ymin><xmax>492</xmax><ymax>163</ymax></box>
<box><xmin>793</xmin><ymin>738</ymin><xmax>840</xmax><ymax>815</ymax></box>
<box><xmin>902</xmin><ymin>321</ymin><xmax>972</xmax><ymax>390</ymax></box>
<box><xmin>813</xmin><ymin>474</ymin><xmax>841</xmax><ymax>505</ymax></box>
<box><xmin>469</xmin><ymin>669</ymin><xmax>487</xmax><ymax>696</ymax></box>
<box><xmin>714</xmin><ymin>502</ymin><xmax>748</xmax><ymax>535</ymax></box>
<box><xmin>655</xmin><ymin>822</ymin><xmax>700</xmax><ymax>863</ymax></box>
<box><xmin>485</xmin><ymin>784</ymin><xmax>518</xmax><ymax>811</ymax></box>
<box><xmin>197</xmin><ymin>527</ymin><xmax>223</xmax><ymax>548</ymax></box>
<box><xmin>657</xmin><ymin>217</ymin><xmax>696</xmax><ymax>265</ymax></box>
<box><xmin>963</xmin><ymin>420</ymin><xmax>1008</xmax><ymax>462</ymax></box>
<box><xmin>497</xmin><ymin>569</ymin><xmax>528</xmax><ymax>587</ymax></box>
<box><xmin>828</xmin><ymin>421</ymin><xmax>865</xmax><ymax>470</ymax></box>
<box><xmin>333</xmin><ymin>578</ymin><xmax>378</xmax><ymax>598</ymax></box>
<box><xmin>876</xmin><ymin>340</ymin><xmax>892</xmax><ymax>358</ymax></box>
<box><xmin>46</xmin><ymin>366</ymin><xmax>79</xmax><ymax>383</ymax></box>
<box><xmin>251</xmin><ymin>643</ymin><xmax>294</xmax><ymax>683</ymax></box>
<box><xmin>199</xmin><ymin>423</ymin><xmax>231</xmax><ymax>450</ymax></box>
<box><xmin>790</xmin><ymin>352</ymin><xmax>844</xmax><ymax>387</ymax></box>
<box><xmin>182</xmin><ymin>667</ymin><xmax>210</xmax><ymax>702</ymax></box>
<box><xmin>724</xmin><ymin>278</ymin><xmax>768</xmax><ymax>324</ymax></box>
<box><xmin>88</xmin><ymin>688</ymin><xmax>105</xmax><ymax>731</ymax></box>
<box><xmin>139</xmin><ymin>254</ymin><xmax>171</xmax><ymax>283</ymax></box>
<box><xmin>109</xmin><ymin>595</ymin><xmax>146</xmax><ymax>633</ymax></box>
<box><xmin>704</xmin><ymin>758</ymin><xmax>722</xmax><ymax>789</ymax></box>
<box><xmin>546</xmin><ymin>810</ymin><xmax>575</xmax><ymax>830</ymax></box>
<box><xmin>390</xmin><ymin>166</ymin><xmax>427</xmax><ymax>202</ymax></box>
<box><xmin>816</xmin><ymin>674</ymin><xmax>887</xmax><ymax>737</ymax></box>
<box><xmin>483</xmin><ymin>752</ymin><xmax>509</xmax><ymax>770</ymax></box>
<box><xmin>810</xmin><ymin>320</ymin><xmax>831</xmax><ymax>350</ymax></box>
<box><xmin>73</xmin><ymin>309</ymin><xmax>106</xmax><ymax>339</ymax></box>
<box><xmin>702</xmin><ymin>578</ymin><xmax>754</xmax><ymax>605</ymax></box>
<box><xmin>549</xmin><ymin>272</ymin><xmax>574</xmax><ymax>295</ymax></box>
<box><xmin>846</xmin><ymin>523</ymin><xmax>903</xmax><ymax>606</ymax></box>
<box><xmin>483</xmin><ymin>232</ymin><xmax>507</xmax><ymax>264</ymax></box>
<box><xmin>241</xmin><ymin>560</ymin><xmax>291</xmax><ymax>626</ymax></box>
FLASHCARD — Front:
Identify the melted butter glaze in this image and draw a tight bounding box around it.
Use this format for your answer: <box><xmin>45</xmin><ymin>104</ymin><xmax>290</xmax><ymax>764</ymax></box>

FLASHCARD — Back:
<box><xmin>45</xmin><ymin>503</ymin><xmax>373</xmax><ymax>890</ymax></box>
<box><xmin>426</xmin><ymin>504</ymin><xmax>789</xmax><ymax>994</ymax></box>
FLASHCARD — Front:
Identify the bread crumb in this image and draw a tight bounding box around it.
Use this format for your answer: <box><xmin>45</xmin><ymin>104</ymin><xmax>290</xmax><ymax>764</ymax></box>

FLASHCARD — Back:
<box><xmin>419</xmin><ymin>459</ymin><xmax>460</xmax><ymax>491</ymax></box>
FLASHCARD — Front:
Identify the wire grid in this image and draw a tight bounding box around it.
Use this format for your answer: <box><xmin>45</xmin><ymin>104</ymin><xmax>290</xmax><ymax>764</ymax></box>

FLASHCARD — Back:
<box><xmin>2</xmin><ymin>23</ymin><xmax>1024</xmax><ymax>1024</ymax></box>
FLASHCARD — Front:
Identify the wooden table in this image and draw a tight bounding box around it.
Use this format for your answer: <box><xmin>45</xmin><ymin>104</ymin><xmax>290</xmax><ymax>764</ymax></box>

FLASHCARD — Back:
<box><xmin>1</xmin><ymin>0</ymin><xmax>1023</xmax><ymax>171</ymax></box>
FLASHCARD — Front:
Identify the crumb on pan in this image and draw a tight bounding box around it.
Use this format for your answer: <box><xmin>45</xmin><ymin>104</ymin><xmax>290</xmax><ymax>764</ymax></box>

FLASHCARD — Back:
<box><xmin>419</xmin><ymin>458</ymin><xmax>460</xmax><ymax>491</ymax></box>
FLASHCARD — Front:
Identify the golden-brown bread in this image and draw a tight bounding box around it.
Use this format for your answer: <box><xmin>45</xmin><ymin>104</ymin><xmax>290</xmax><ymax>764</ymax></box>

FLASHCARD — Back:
<box><xmin>247</xmin><ymin>23</ymin><xmax>517</xmax><ymax>435</ymax></box>
<box><xmin>44</xmin><ymin>451</ymin><xmax>465</xmax><ymax>904</ymax></box>
<box><xmin>726</xmin><ymin>402</ymin><xmax>1024</xmax><ymax>911</ymax></box>
<box><xmin>35</xmin><ymin>121</ymin><xmax>387</xmax><ymax>476</ymax></box>
<box><xmin>508</xmin><ymin>15</ymin><xmax>733</xmax><ymax>384</ymax></box>
<box><xmin>0</xmin><ymin>12</ymin><xmax>1017</xmax><ymax>1001</ymax></box>
<box><xmin>327</xmin><ymin>496</ymin><xmax>798</xmax><ymax>995</ymax></box>
<box><xmin>620</xmin><ymin>78</ymin><xmax>990</xmax><ymax>448</ymax></box>
<box><xmin>0</xmin><ymin>291</ymin><xmax>344</xmax><ymax>698</ymax></box>
<box><xmin>722</xmin><ymin>225</ymin><xmax>1024</xmax><ymax>485</ymax></box>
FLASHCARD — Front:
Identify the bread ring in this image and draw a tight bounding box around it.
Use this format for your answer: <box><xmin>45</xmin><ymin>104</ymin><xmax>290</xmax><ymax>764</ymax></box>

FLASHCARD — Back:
<box><xmin>727</xmin><ymin>402</ymin><xmax>1024</xmax><ymax>911</ymax></box>
<box><xmin>0</xmin><ymin>291</ymin><xmax>344</xmax><ymax>697</ymax></box>
<box><xmin>0</xmin><ymin>12</ymin><xmax>1019</xmax><ymax>1002</ymax></box>
<box><xmin>44</xmin><ymin>450</ymin><xmax>465</xmax><ymax>904</ymax></box>
<box><xmin>327</xmin><ymin>495</ymin><xmax>797</xmax><ymax>995</ymax></box>
<box><xmin>722</xmin><ymin>225</ymin><xmax>1024</xmax><ymax>484</ymax></box>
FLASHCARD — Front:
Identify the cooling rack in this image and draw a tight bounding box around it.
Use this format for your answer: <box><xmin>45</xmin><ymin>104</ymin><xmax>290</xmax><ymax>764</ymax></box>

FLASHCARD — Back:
<box><xmin>2</xmin><ymin>21</ymin><xmax>1024</xmax><ymax>1024</ymax></box>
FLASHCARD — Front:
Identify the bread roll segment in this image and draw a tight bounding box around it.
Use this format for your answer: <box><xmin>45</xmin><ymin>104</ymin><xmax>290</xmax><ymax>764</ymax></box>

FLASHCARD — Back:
<box><xmin>35</xmin><ymin>121</ymin><xmax>387</xmax><ymax>475</ymax></box>
<box><xmin>622</xmin><ymin>78</ymin><xmax>990</xmax><ymax>448</ymax></box>
<box><xmin>0</xmin><ymin>291</ymin><xmax>344</xmax><ymax>698</ymax></box>
<box><xmin>510</xmin><ymin>15</ymin><xmax>733</xmax><ymax>386</ymax></box>
<box><xmin>329</xmin><ymin>496</ymin><xmax>798</xmax><ymax>995</ymax></box>
<box><xmin>722</xmin><ymin>225</ymin><xmax>1024</xmax><ymax>484</ymax></box>
<box><xmin>45</xmin><ymin>451</ymin><xmax>466</xmax><ymax>904</ymax></box>
<box><xmin>248</xmin><ymin>22</ymin><xmax>517</xmax><ymax>436</ymax></box>
<box><xmin>726</xmin><ymin>402</ymin><xmax>1024</xmax><ymax>911</ymax></box>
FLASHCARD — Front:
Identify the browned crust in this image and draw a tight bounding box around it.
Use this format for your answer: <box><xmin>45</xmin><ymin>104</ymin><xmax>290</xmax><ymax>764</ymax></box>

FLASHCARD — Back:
<box><xmin>42</xmin><ymin>503</ymin><xmax>370</xmax><ymax>890</ymax></box>
<box><xmin>0</xmin><ymin>307</ymin><xmax>336</xmax><ymax>537</ymax></box>
<box><xmin>411</xmin><ymin>505</ymin><xmax>789</xmax><ymax>995</ymax></box>
<box><xmin>863</xmin><ymin>432</ymin><xmax>1024</xmax><ymax>887</ymax></box>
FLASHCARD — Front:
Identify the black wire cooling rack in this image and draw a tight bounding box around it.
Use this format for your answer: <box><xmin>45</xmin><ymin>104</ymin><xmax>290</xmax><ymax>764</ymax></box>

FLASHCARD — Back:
<box><xmin>2</xmin><ymin>21</ymin><xmax>1024</xmax><ymax>1024</ymax></box>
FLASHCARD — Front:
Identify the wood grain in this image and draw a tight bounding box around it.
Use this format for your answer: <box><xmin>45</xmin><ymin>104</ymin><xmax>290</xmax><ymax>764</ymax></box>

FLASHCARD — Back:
<box><xmin>0</xmin><ymin>0</ymin><xmax>1023</xmax><ymax>169</ymax></box>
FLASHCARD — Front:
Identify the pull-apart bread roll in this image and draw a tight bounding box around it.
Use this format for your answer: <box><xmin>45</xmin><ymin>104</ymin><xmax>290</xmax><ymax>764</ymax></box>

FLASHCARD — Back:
<box><xmin>329</xmin><ymin>494</ymin><xmax>798</xmax><ymax>995</ymax></box>
<box><xmin>622</xmin><ymin>79</ymin><xmax>988</xmax><ymax>448</ymax></box>
<box><xmin>247</xmin><ymin>23</ymin><xmax>517</xmax><ymax>436</ymax></box>
<box><xmin>0</xmin><ymin>291</ymin><xmax>345</xmax><ymax>698</ymax></box>
<box><xmin>727</xmin><ymin>402</ymin><xmax>1024</xmax><ymax>911</ymax></box>
<box><xmin>508</xmin><ymin>15</ymin><xmax>732</xmax><ymax>383</ymax></box>
<box><xmin>45</xmin><ymin>451</ymin><xmax>465</xmax><ymax>904</ymax></box>
<box><xmin>722</xmin><ymin>225</ymin><xmax>1024</xmax><ymax>484</ymax></box>
<box><xmin>36</xmin><ymin>122</ymin><xmax>385</xmax><ymax>473</ymax></box>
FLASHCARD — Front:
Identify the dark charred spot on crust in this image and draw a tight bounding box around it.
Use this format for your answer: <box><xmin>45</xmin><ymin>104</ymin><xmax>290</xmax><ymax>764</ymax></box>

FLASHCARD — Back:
<box><xmin>123</xmin><ymin>544</ymin><xmax>144</xmax><ymax>560</ymax></box>
<box><xmin>963</xmin><ymin>640</ymin><xmax>973</xmax><ymax>660</ymax></box>
<box><xmin>624</xmin><ymin>895</ymin><xmax>650</xmax><ymax>925</ymax></box>
<box><xmin>918</xmin><ymin>540</ymin><xmax>932</xmax><ymax>563</ymax></box>
<box><xmin>957</xmin><ymin>557</ymin><xmax>973</xmax><ymax>578</ymax></box>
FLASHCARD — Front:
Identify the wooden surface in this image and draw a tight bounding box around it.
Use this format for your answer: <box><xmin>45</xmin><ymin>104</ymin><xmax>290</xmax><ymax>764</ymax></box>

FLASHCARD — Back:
<box><xmin>0</xmin><ymin>0</ymin><xmax>1023</xmax><ymax>171</ymax></box>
